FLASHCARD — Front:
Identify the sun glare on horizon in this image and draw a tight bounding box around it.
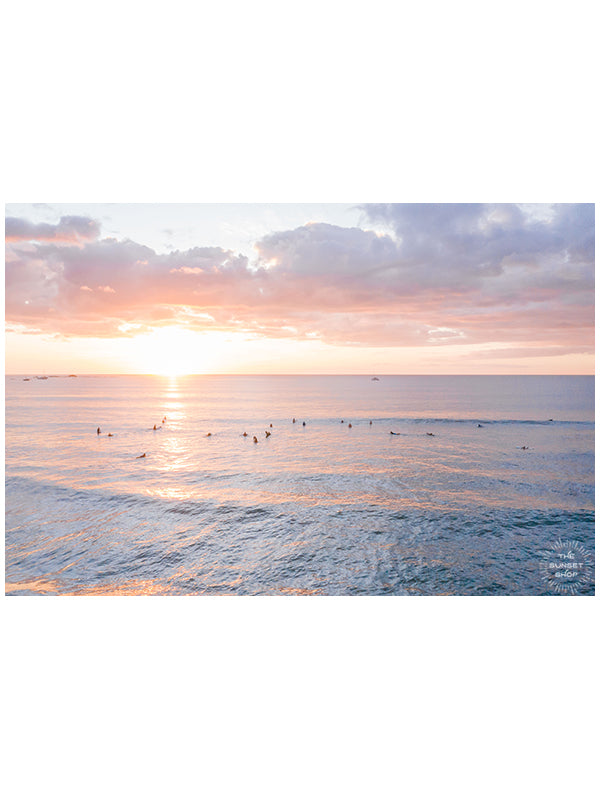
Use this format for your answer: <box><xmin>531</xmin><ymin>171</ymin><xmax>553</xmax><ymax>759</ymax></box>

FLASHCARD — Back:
<box><xmin>131</xmin><ymin>326</ymin><xmax>216</xmax><ymax>376</ymax></box>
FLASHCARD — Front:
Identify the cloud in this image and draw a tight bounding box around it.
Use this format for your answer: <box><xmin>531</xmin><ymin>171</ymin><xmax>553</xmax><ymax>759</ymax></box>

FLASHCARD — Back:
<box><xmin>5</xmin><ymin>215</ymin><xmax>101</xmax><ymax>243</ymax></box>
<box><xmin>357</xmin><ymin>202</ymin><xmax>594</xmax><ymax>286</ymax></box>
<box><xmin>256</xmin><ymin>222</ymin><xmax>400</xmax><ymax>276</ymax></box>
<box><xmin>5</xmin><ymin>233</ymin><xmax>256</xmax><ymax>336</ymax></box>
<box><xmin>4</xmin><ymin>206</ymin><xmax>594</xmax><ymax>357</ymax></box>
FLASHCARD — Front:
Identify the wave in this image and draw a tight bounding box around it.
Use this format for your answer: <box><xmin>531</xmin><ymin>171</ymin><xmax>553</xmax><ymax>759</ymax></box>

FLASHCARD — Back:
<box><xmin>377</xmin><ymin>417</ymin><xmax>593</xmax><ymax>426</ymax></box>
<box><xmin>5</xmin><ymin>474</ymin><xmax>283</xmax><ymax>522</ymax></box>
<box><xmin>6</xmin><ymin>472</ymin><xmax>594</xmax><ymax>596</ymax></box>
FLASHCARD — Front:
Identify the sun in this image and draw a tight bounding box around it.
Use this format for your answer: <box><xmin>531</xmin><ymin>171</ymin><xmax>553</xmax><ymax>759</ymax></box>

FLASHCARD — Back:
<box><xmin>131</xmin><ymin>326</ymin><xmax>209</xmax><ymax>376</ymax></box>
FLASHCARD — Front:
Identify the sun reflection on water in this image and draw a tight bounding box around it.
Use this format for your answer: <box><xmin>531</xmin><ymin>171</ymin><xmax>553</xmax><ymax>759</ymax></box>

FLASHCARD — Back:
<box><xmin>162</xmin><ymin>376</ymin><xmax>186</xmax><ymax>421</ymax></box>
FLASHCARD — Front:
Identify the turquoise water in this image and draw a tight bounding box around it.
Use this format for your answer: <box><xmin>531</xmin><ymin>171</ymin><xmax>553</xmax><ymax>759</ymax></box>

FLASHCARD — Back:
<box><xmin>5</xmin><ymin>374</ymin><xmax>595</xmax><ymax>595</ymax></box>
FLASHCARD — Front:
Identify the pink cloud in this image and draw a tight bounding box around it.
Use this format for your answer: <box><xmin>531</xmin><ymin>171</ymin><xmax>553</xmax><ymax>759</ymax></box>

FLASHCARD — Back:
<box><xmin>170</xmin><ymin>266</ymin><xmax>205</xmax><ymax>275</ymax></box>
<box><xmin>4</xmin><ymin>206</ymin><xmax>595</xmax><ymax>358</ymax></box>
<box><xmin>5</xmin><ymin>215</ymin><xmax>101</xmax><ymax>244</ymax></box>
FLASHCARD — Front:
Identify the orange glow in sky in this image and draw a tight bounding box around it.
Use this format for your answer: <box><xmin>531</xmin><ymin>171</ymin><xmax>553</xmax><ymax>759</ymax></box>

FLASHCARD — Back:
<box><xmin>4</xmin><ymin>203</ymin><xmax>595</xmax><ymax>374</ymax></box>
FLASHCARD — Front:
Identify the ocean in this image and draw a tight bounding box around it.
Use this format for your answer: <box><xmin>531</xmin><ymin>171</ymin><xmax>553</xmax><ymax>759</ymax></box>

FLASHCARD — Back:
<box><xmin>4</xmin><ymin>374</ymin><xmax>595</xmax><ymax>595</ymax></box>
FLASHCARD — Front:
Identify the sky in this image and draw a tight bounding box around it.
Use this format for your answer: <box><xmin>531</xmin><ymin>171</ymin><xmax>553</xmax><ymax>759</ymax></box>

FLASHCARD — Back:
<box><xmin>4</xmin><ymin>202</ymin><xmax>595</xmax><ymax>374</ymax></box>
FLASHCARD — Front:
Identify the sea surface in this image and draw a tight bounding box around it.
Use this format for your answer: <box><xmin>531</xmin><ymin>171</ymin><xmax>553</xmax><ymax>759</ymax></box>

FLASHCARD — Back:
<box><xmin>4</xmin><ymin>374</ymin><xmax>595</xmax><ymax>595</ymax></box>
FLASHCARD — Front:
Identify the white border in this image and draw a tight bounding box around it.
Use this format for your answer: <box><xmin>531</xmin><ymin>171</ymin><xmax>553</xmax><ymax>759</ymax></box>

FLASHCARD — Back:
<box><xmin>3</xmin><ymin>1</ymin><xmax>597</xmax><ymax>798</ymax></box>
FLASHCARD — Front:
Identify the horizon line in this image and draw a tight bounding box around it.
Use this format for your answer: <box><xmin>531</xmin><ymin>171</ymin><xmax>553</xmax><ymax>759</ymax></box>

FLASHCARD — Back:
<box><xmin>5</xmin><ymin>372</ymin><xmax>596</xmax><ymax>378</ymax></box>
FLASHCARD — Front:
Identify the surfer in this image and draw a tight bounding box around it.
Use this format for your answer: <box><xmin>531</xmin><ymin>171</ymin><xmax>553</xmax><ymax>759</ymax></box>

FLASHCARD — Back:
<box><xmin>97</xmin><ymin>427</ymin><xmax>101</xmax><ymax>435</ymax></box>
<box><xmin>136</xmin><ymin>453</ymin><xmax>146</xmax><ymax>458</ymax></box>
